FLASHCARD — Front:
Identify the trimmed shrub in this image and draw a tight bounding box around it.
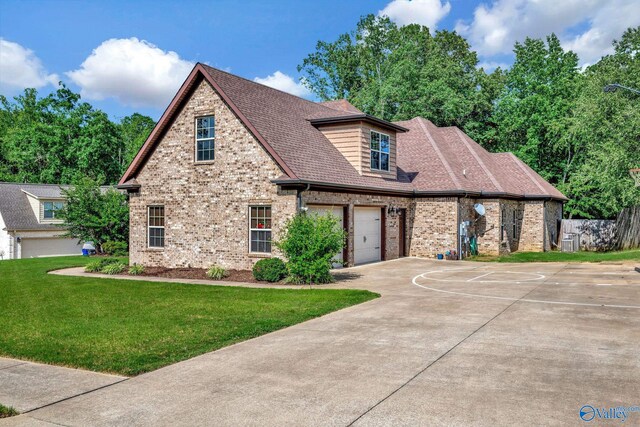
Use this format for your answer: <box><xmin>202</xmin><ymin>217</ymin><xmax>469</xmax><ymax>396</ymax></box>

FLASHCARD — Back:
<box><xmin>101</xmin><ymin>262</ymin><xmax>127</xmax><ymax>275</ymax></box>
<box><xmin>206</xmin><ymin>265</ymin><xmax>228</xmax><ymax>280</ymax></box>
<box><xmin>128</xmin><ymin>264</ymin><xmax>145</xmax><ymax>275</ymax></box>
<box><xmin>276</xmin><ymin>212</ymin><xmax>345</xmax><ymax>284</ymax></box>
<box><xmin>102</xmin><ymin>241</ymin><xmax>128</xmax><ymax>256</ymax></box>
<box><xmin>84</xmin><ymin>257</ymin><xmax>120</xmax><ymax>272</ymax></box>
<box><xmin>252</xmin><ymin>258</ymin><xmax>287</xmax><ymax>282</ymax></box>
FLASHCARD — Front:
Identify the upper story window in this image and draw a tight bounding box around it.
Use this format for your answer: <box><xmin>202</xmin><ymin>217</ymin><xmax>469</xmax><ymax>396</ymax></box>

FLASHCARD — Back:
<box><xmin>43</xmin><ymin>201</ymin><xmax>64</xmax><ymax>220</ymax></box>
<box><xmin>148</xmin><ymin>206</ymin><xmax>165</xmax><ymax>248</ymax></box>
<box><xmin>196</xmin><ymin>116</ymin><xmax>215</xmax><ymax>162</ymax></box>
<box><xmin>370</xmin><ymin>130</ymin><xmax>390</xmax><ymax>171</ymax></box>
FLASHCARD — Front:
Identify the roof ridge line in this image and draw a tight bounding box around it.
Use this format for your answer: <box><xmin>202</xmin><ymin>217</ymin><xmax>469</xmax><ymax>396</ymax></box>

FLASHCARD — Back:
<box><xmin>417</xmin><ymin>118</ymin><xmax>463</xmax><ymax>189</ymax></box>
<box><xmin>454</xmin><ymin>128</ymin><xmax>504</xmax><ymax>193</ymax></box>
<box><xmin>509</xmin><ymin>153</ymin><xmax>547</xmax><ymax>193</ymax></box>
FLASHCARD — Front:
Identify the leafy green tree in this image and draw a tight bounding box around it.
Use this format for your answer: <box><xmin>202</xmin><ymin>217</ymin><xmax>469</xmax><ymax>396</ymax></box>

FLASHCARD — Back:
<box><xmin>298</xmin><ymin>14</ymin><xmax>504</xmax><ymax>143</ymax></box>
<box><xmin>276</xmin><ymin>212</ymin><xmax>345</xmax><ymax>284</ymax></box>
<box><xmin>0</xmin><ymin>85</ymin><xmax>154</xmax><ymax>185</ymax></box>
<box><xmin>59</xmin><ymin>178</ymin><xmax>129</xmax><ymax>252</ymax></box>
<box><xmin>119</xmin><ymin>113</ymin><xmax>155</xmax><ymax>172</ymax></box>
<box><xmin>562</xmin><ymin>27</ymin><xmax>640</xmax><ymax>218</ymax></box>
<box><xmin>493</xmin><ymin>34</ymin><xmax>583</xmax><ymax>183</ymax></box>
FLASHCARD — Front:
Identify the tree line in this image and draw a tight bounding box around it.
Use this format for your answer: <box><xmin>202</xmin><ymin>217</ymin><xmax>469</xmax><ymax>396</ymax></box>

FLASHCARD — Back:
<box><xmin>0</xmin><ymin>86</ymin><xmax>155</xmax><ymax>186</ymax></box>
<box><xmin>1</xmin><ymin>19</ymin><xmax>638</xmax><ymax>220</ymax></box>
<box><xmin>298</xmin><ymin>17</ymin><xmax>640</xmax><ymax>219</ymax></box>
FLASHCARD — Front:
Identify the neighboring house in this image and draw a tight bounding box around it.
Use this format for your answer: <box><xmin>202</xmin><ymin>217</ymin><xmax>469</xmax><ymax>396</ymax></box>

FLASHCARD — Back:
<box><xmin>118</xmin><ymin>64</ymin><xmax>567</xmax><ymax>269</ymax></box>
<box><xmin>0</xmin><ymin>183</ymin><xmax>82</xmax><ymax>259</ymax></box>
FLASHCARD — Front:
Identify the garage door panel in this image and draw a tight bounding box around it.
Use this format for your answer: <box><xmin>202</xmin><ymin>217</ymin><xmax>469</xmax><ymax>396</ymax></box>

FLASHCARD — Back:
<box><xmin>307</xmin><ymin>205</ymin><xmax>344</xmax><ymax>268</ymax></box>
<box><xmin>21</xmin><ymin>238</ymin><xmax>83</xmax><ymax>258</ymax></box>
<box><xmin>354</xmin><ymin>207</ymin><xmax>381</xmax><ymax>265</ymax></box>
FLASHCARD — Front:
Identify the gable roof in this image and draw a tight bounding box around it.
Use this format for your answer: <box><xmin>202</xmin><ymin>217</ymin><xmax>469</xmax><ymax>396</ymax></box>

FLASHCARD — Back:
<box><xmin>0</xmin><ymin>183</ymin><xmax>69</xmax><ymax>231</ymax></box>
<box><xmin>120</xmin><ymin>64</ymin><xmax>566</xmax><ymax>201</ymax></box>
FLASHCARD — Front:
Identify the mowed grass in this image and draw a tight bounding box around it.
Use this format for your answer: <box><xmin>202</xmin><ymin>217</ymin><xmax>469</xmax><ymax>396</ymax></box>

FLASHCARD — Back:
<box><xmin>0</xmin><ymin>403</ymin><xmax>19</xmax><ymax>418</ymax></box>
<box><xmin>470</xmin><ymin>249</ymin><xmax>640</xmax><ymax>263</ymax></box>
<box><xmin>0</xmin><ymin>257</ymin><xmax>378</xmax><ymax>376</ymax></box>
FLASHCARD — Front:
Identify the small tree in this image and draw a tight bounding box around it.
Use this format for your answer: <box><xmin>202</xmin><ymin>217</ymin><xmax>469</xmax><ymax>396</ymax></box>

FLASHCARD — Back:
<box><xmin>276</xmin><ymin>212</ymin><xmax>345</xmax><ymax>284</ymax></box>
<box><xmin>59</xmin><ymin>178</ymin><xmax>129</xmax><ymax>253</ymax></box>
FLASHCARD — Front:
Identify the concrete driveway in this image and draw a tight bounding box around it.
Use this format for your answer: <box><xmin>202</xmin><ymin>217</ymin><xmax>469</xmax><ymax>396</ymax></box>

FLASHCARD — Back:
<box><xmin>4</xmin><ymin>258</ymin><xmax>640</xmax><ymax>426</ymax></box>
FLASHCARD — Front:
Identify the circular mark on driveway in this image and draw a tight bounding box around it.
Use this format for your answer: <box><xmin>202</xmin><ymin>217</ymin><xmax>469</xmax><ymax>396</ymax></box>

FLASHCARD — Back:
<box><xmin>412</xmin><ymin>270</ymin><xmax>640</xmax><ymax>309</ymax></box>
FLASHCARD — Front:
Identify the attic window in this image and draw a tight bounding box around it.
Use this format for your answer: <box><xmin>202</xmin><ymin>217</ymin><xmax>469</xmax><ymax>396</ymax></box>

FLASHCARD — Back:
<box><xmin>43</xmin><ymin>201</ymin><xmax>64</xmax><ymax>220</ymax></box>
<box><xmin>370</xmin><ymin>130</ymin><xmax>390</xmax><ymax>171</ymax></box>
<box><xmin>196</xmin><ymin>116</ymin><xmax>215</xmax><ymax>162</ymax></box>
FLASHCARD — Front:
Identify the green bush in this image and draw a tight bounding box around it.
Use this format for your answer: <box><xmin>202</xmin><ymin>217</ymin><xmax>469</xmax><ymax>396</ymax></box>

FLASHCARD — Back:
<box><xmin>101</xmin><ymin>262</ymin><xmax>127</xmax><ymax>275</ymax></box>
<box><xmin>84</xmin><ymin>257</ymin><xmax>120</xmax><ymax>273</ymax></box>
<box><xmin>102</xmin><ymin>241</ymin><xmax>128</xmax><ymax>256</ymax></box>
<box><xmin>206</xmin><ymin>265</ymin><xmax>228</xmax><ymax>280</ymax></box>
<box><xmin>276</xmin><ymin>212</ymin><xmax>345</xmax><ymax>284</ymax></box>
<box><xmin>128</xmin><ymin>264</ymin><xmax>145</xmax><ymax>275</ymax></box>
<box><xmin>252</xmin><ymin>258</ymin><xmax>287</xmax><ymax>282</ymax></box>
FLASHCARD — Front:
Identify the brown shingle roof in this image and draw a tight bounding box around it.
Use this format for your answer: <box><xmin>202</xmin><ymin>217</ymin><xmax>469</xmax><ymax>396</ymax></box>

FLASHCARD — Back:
<box><xmin>319</xmin><ymin>99</ymin><xmax>364</xmax><ymax>114</ymax></box>
<box><xmin>121</xmin><ymin>64</ymin><xmax>566</xmax><ymax>201</ymax></box>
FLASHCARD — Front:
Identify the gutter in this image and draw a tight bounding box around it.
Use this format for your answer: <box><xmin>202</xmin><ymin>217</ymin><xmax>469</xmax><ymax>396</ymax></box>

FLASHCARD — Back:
<box><xmin>272</xmin><ymin>178</ymin><xmax>568</xmax><ymax>202</ymax></box>
<box><xmin>296</xmin><ymin>183</ymin><xmax>311</xmax><ymax>212</ymax></box>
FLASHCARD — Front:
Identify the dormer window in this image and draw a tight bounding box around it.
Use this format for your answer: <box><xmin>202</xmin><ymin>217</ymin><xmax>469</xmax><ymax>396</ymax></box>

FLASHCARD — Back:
<box><xmin>370</xmin><ymin>130</ymin><xmax>390</xmax><ymax>171</ymax></box>
<box><xmin>43</xmin><ymin>201</ymin><xmax>64</xmax><ymax>220</ymax></box>
<box><xmin>196</xmin><ymin>116</ymin><xmax>215</xmax><ymax>162</ymax></box>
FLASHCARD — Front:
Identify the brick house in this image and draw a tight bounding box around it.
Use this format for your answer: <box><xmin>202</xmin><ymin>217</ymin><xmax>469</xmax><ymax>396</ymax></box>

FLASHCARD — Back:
<box><xmin>118</xmin><ymin>64</ymin><xmax>567</xmax><ymax>269</ymax></box>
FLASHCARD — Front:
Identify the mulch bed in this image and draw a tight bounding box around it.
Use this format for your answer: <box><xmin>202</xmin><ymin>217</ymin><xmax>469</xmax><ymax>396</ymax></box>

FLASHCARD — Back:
<box><xmin>135</xmin><ymin>267</ymin><xmax>261</xmax><ymax>283</ymax></box>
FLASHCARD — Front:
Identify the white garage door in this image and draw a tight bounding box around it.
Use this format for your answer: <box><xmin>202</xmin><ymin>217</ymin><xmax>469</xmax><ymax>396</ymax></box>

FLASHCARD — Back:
<box><xmin>21</xmin><ymin>238</ymin><xmax>82</xmax><ymax>258</ymax></box>
<box><xmin>354</xmin><ymin>207</ymin><xmax>381</xmax><ymax>265</ymax></box>
<box><xmin>307</xmin><ymin>205</ymin><xmax>344</xmax><ymax>268</ymax></box>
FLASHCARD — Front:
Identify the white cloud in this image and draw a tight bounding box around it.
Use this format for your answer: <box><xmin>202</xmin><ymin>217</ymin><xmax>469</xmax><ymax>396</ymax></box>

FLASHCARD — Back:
<box><xmin>66</xmin><ymin>38</ymin><xmax>194</xmax><ymax>108</ymax></box>
<box><xmin>379</xmin><ymin>0</ymin><xmax>451</xmax><ymax>29</ymax></box>
<box><xmin>253</xmin><ymin>71</ymin><xmax>311</xmax><ymax>97</ymax></box>
<box><xmin>0</xmin><ymin>38</ymin><xmax>58</xmax><ymax>92</ymax></box>
<box><xmin>456</xmin><ymin>0</ymin><xmax>640</xmax><ymax>65</ymax></box>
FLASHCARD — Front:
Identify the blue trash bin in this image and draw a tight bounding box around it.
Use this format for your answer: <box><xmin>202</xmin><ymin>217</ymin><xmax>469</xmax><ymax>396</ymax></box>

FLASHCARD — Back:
<box><xmin>82</xmin><ymin>249</ymin><xmax>89</xmax><ymax>257</ymax></box>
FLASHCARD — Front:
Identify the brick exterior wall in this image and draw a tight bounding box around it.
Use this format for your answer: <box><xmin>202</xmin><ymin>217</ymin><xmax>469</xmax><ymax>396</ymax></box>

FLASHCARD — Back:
<box><xmin>410</xmin><ymin>197</ymin><xmax>459</xmax><ymax>257</ymax></box>
<box><xmin>517</xmin><ymin>201</ymin><xmax>545</xmax><ymax>252</ymax></box>
<box><xmin>129</xmin><ymin>79</ymin><xmax>297</xmax><ymax>270</ymax></box>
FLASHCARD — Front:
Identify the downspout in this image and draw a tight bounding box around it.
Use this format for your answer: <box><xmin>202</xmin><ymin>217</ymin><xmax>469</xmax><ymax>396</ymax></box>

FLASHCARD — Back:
<box><xmin>296</xmin><ymin>183</ymin><xmax>311</xmax><ymax>212</ymax></box>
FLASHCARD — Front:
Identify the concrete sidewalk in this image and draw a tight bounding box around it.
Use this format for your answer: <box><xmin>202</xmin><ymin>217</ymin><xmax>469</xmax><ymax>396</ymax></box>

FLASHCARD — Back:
<box><xmin>0</xmin><ymin>357</ymin><xmax>126</xmax><ymax>413</ymax></box>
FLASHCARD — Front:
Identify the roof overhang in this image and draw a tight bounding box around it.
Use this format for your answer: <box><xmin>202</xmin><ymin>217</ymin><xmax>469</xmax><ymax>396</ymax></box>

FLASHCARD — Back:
<box><xmin>273</xmin><ymin>178</ymin><xmax>568</xmax><ymax>202</ymax></box>
<box><xmin>309</xmin><ymin>115</ymin><xmax>409</xmax><ymax>133</ymax></box>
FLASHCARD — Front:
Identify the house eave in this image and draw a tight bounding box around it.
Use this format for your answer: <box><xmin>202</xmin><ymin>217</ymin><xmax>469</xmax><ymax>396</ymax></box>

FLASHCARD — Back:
<box><xmin>272</xmin><ymin>178</ymin><xmax>567</xmax><ymax>202</ymax></box>
<box><xmin>309</xmin><ymin>115</ymin><xmax>409</xmax><ymax>133</ymax></box>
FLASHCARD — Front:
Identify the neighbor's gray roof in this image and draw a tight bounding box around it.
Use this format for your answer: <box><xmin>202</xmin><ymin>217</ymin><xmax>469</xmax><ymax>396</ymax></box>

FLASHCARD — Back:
<box><xmin>0</xmin><ymin>183</ymin><xmax>71</xmax><ymax>231</ymax></box>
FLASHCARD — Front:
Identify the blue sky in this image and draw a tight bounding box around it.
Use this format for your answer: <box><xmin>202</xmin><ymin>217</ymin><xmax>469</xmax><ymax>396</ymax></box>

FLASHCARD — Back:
<box><xmin>1</xmin><ymin>0</ymin><xmax>638</xmax><ymax>121</ymax></box>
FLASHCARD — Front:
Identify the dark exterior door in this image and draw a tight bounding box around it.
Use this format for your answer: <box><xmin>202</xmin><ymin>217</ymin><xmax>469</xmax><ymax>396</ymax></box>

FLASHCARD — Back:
<box><xmin>399</xmin><ymin>209</ymin><xmax>406</xmax><ymax>257</ymax></box>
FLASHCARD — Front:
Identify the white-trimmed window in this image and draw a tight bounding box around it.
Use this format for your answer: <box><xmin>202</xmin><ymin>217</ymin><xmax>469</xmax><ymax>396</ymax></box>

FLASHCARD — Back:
<box><xmin>249</xmin><ymin>206</ymin><xmax>272</xmax><ymax>253</ymax></box>
<box><xmin>43</xmin><ymin>201</ymin><xmax>64</xmax><ymax>220</ymax></box>
<box><xmin>196</xmin><ymin>116</ymin><xmax>215</xmax><ymax>161</ymax></box>
<box><xmin>148</xmin><ymin>206</ymin><xmax>165</xmax><ymax>248</ymax></box>
<box><xmin>370</xmin><ymin>130</ymin><xmax>390</xmax><ymax>171</ymax></box>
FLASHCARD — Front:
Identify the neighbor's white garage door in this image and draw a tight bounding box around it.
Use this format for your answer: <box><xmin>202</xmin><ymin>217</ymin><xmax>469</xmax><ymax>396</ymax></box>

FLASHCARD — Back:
<box><xmin>20</xmin><ymin>238</ymin><xmax>82</xmax><ymax>258</ymax></box>
<box><xmin>354</xmin><ymin>207</ymin><xmax>381</xmax><ymax>265</ymax></box>
<box><xmin>307</xmin><ymin>205</ymin><xmax>344</xmax><ymax>268</ymax></box>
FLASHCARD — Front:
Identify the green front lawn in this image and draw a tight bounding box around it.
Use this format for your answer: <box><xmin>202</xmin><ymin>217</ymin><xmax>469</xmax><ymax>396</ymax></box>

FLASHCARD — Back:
<box><xmin>0</xmin><ymin>257</ymin><xmax>378</xmax><ymax>376</ymax></box>
<box><xmin>469</xmin><ymin>249</ymin><xmax>640</xmax><ymax>263</ymax></box>
<box><xmin>0</xmin><ymin>404</ymin><xmax>18</xmax><ymax>418</ymax></box>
